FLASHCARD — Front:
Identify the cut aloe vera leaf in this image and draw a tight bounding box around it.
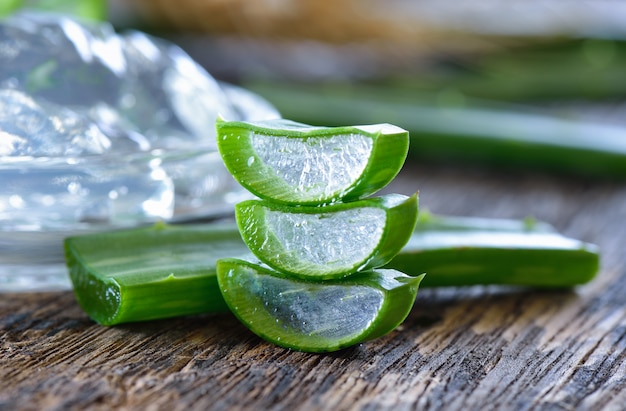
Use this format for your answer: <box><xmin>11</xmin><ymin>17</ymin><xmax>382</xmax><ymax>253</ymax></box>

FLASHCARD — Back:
<box><xmin>64</xmin><ymin>222</ymin><xmax>249</xmax><ymax>325</ymax></box>
<box><xmin>65</xmin><ymin>214</ymin><xmax>599</xmax><ymax>325</ymax></box>
<box><xmin>385</xmin><ymin>212</ymin><xmax>600</xmax><ymax>287</ymax></box>
<box><xmin>236</xmin><ymin>193</ymin><xmax>418</xmax><ymax>279</ymax></box>
<box><xmin>216</xmin><ymin>118</ymin><xmax>409</xmax><ymax>205</ymax></box>
<box><xmin>216</xmin><ymin>258</ymin><xmax>424</xmax><ymax>352</ymax></box>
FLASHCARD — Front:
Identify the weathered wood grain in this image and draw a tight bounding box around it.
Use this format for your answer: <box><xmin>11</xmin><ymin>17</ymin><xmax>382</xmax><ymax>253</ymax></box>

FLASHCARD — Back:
<box><xmin>1</xmin><ymin>164</ymin><xmax>625</xmax><ymax>411</ymax></box>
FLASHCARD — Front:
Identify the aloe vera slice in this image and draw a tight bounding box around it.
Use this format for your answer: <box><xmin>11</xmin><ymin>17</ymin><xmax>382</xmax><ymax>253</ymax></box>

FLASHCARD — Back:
<box><xmin>64</xmin><ymin>222</ymin><xmax>248</xmax><ymax>325</ymax></box>
<box><xmin>216</xmin><ymin>258</ymin><xmax>424</xmax><ymax>352</ymax></box>
<box><xmin>236</xmin><ymin>193</ymin><xmax>418</xmax><ymax>280</ymax></box>
<box><xmin>216</xmin><ymin>118</ymin><xmax>409</xmax><ymax>205</ymax></box>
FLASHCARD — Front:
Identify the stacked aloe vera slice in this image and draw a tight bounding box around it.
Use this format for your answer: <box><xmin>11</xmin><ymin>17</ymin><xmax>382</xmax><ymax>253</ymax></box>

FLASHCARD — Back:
<box><xmin>215</xmin><ymin>118</ymin><xmax>423</xmax><ymax>352</ymax></box>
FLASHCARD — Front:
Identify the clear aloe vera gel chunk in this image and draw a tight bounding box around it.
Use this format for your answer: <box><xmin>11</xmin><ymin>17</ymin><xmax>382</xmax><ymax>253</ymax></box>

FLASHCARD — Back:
<box><xmin>0</xmin><ymin>13</ymin><xmax>280</xmax><ymax>291</ymax></box>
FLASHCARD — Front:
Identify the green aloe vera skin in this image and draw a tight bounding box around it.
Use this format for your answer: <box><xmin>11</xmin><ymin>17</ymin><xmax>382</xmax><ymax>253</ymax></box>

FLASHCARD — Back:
<box><xmin>216</xmin><ymin>118</ymin><xmax>409</xmax><ymax>205</ymax></box>
<box><xmin>235</xmin><ymin>193</ymin><xmax>418</xmax><ymax>280</ymax></box>
<box><xmin>65</xmin><ymin>215</ymin><xmax>599</xmax><ymax>326</ymax></box>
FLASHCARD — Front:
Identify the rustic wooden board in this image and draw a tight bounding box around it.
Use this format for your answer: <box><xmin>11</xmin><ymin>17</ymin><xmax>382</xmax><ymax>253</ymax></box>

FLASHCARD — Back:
<box><xmin>1</xmin><ymin>163</ymin><xmax>625</xmax><ymax>411</ymax></box>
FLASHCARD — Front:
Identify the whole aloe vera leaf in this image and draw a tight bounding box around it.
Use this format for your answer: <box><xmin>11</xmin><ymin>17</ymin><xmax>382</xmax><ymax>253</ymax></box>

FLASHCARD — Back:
<box><xmin>378</xmin><ymin>39</ymin><xmax>626</xmax><ymax>101</ymax></box>
<box><xmin>65</xmin><ymin>214</ymin><xmax>599</xmax><ymax>325</ymax></box>
<box><xmin>244</xmin><ymin>81</ymin><xmax>626</xmax><ymax>179</ymax></box>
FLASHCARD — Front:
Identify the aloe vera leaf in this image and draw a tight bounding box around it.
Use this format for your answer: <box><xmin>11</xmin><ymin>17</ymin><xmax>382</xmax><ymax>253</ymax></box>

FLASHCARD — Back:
<box><xmin>380</xmin><ymin>39</ymin><xmax>626</xmax><ymax>101</ymax></box>
<box><xmin>244</xmin><ymin>81</ymin><xmax>626</xmax><ymax>179</ymax></box>
<box><xmin>64</xmin><ymin>222</ymin><xmax>248</xmax><ymax>325</ymax></box>
<box><xmin>65</xmin><ymin>214</ymin><xmax>599</xmax><ymax>325</ymax></box>
<box><xmin>385</xmin><ymin>212</ymin><xmax>600</xmax><ymax>287</ymax></box>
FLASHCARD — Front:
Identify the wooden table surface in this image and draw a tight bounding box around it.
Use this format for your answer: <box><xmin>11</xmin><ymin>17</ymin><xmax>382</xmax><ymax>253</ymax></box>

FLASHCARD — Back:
<box><xmin>1</xmin><ymin>162</ymin><xmax>625</xmax><ymax>411</ymax></box>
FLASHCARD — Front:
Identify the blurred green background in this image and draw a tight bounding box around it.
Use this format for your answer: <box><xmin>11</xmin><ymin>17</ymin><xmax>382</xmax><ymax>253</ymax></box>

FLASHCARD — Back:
<box><xmin>4</xmin><ymin>0</ymin><xmax>626</xmax><ymax>179</ymax></box>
